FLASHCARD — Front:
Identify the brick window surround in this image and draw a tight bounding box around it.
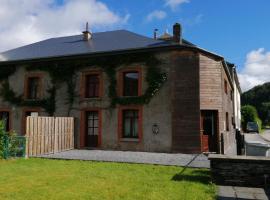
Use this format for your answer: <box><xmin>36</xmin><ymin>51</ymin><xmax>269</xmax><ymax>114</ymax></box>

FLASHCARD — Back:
<box><xmin>118</xmin><ymin>105</ymin><xmax>143</xmax><ymax>142</ymax></box>
<box><xmin>24</xmin><ymin>73</ymin><xmax>43</xmax><ymax>100</ymax></box>
<box><xmin>80</xmin><ymin>71</ymin><xmax>103</xmax><ymax>98</ymax></box>
<box><xmin>118</xmin><ymin>68</ymin><xmax>142</xmax><ymax>97</ymax></box>
<box><xmin>80</xmin><ymin>108</ymin><xmax>102</xmax><ymax>148</ymax></box>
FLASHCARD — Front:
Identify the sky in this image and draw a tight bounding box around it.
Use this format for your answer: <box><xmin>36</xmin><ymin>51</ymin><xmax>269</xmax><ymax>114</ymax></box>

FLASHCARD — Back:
<box><xmin>0</xmin><ymin>0</ymin><xmax>270</xmax><ymax>91</ymax></box>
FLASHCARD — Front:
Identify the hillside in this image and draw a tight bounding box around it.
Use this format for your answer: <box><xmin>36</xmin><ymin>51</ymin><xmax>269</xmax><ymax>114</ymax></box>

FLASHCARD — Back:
<box><xmin>241</xmin><ymin>82</ymin><xmax>270</xmax><ymax>124</ymax></box>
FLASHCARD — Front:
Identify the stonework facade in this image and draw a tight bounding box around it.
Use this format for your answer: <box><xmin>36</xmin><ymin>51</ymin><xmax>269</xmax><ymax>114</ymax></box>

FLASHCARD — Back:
<box><xmin>0</xmin><ymin>48</ymin><xmax>238</xmax><ymax>154</ymax></box>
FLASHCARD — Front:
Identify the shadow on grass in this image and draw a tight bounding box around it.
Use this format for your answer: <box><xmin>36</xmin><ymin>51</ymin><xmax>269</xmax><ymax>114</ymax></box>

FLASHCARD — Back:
<box><xmin>172</xmin><ymin>170</ymin><xmax>211</xmax><ymax>184</ymax></box>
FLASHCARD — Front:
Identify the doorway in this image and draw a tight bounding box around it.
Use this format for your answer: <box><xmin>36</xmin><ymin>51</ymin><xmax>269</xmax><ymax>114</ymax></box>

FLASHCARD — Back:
<box><xmin>200</xmin><ymin>110</ymin><xmax>218</xmax><ymax>152</ymax></box>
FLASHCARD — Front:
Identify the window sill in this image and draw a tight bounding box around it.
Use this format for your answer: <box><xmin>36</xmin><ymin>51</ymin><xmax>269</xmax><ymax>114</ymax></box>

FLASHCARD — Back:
<box><xmin>120</xmin><ymin>138</ymin><xmax>139</xmax><ymax>142</ymax></box>
<box><xmin>80</xmin><ymin>97</ymin><xmax>102</xmax><ymax>101</ymax></box>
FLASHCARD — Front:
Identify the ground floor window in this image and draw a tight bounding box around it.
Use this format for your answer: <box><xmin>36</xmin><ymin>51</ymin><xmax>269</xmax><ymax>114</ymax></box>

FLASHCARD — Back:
<box><xmin>0</xmin><ymin>111</ymin><xmax>10</xmax><ymax>131</ymax></box>
<box><xmin>122</xmin><ymin>110</ymin><xmax>139</xmax><ymax>138</ymax></box>
<box><xmin>118</xmin><ymin>106</ymin><xmax>142</xmax><ymax>141</ymax></box>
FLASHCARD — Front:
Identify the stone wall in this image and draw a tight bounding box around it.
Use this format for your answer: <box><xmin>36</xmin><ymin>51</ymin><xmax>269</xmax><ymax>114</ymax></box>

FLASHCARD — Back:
<box><xmin>209</xmin><ymin>154</ymin><xmax>270</xmax><ymax>187</ymax></box>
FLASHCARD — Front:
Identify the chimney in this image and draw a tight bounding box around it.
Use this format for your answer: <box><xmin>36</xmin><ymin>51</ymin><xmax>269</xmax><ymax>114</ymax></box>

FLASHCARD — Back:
<box><xmin>82</xmin><ymin>22</ymin><xmax>92</xmax><ymax>41</ymax></box>
<box><xmin>173</xmin><ymin>23</ymin><xmax>182</xmax><ymax>44</ymax></box>
<box><xmin>153</xmin><ymin>28</ymin><xmax>158</xmax><ymax>40</ymax></box>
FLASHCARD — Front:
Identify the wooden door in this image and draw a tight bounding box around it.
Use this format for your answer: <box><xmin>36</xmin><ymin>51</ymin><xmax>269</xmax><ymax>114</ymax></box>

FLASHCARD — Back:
<box><xmin>201</xmin><ymin>110</ymin><xmax>218</xmax><ymax>152</ymax></box>
<box><xmin>85</xmin><ymin>111</ymin><xmax>99</xmax><ymax>148</ymax></box>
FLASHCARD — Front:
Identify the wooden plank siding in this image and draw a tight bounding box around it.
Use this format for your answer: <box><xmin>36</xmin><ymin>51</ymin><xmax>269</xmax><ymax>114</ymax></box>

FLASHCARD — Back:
<box><xmin>199</xmin><ymin>54</ymin><xmax>235</xmax><ymax>154</ymax></box>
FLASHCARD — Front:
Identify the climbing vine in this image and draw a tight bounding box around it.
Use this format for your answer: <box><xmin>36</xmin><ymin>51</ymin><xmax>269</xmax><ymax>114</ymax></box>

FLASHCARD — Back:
<box><xmin>0</xmin><ymin>52</ymin><xmax>167</xmax><ymax>114</ymax></box>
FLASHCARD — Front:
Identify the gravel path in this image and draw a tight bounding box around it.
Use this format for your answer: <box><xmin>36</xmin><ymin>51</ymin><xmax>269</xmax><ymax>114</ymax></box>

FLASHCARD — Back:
<box><xmin>38</xmin><ymin>150</ymin><xmax>210</xmax><ymax>168</ymax></box>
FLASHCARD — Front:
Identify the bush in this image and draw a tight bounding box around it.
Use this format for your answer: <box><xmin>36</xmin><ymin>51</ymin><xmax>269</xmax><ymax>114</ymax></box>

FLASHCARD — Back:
<box><xmin>0</xmin><ymin>120</ymin><xmax>21</xmax><ymax>158</ymax></box>
<box><xmin>0</xmin><ymin>121</ymin><xmax>8</xmax><ymax>158</ymax></box>
<box><xmin>241</xmin><ymin>105</ymin><xmax>262</xmax><ymax>132</ymax></box>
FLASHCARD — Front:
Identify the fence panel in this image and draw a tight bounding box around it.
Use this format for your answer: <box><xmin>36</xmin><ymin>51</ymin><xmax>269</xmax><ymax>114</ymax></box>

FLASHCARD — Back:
<box><xmin>26</xmin><ymin>116</ymin><xmax>74</xmax><ymax>157</ymax></box>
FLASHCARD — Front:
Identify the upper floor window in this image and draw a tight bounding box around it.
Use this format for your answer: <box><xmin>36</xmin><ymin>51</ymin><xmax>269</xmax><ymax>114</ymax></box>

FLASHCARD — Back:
<box><xmin>123</xmin><ymin>72</ymin><xmax>139</xmax><ymax>96</ymax></box>
<box><xmin>27</xmin><ymin>77</ymin><xmax>41</xmax><ymax>99</ymax></box>
<box><xmin>85</xmin><ymin>74</ymin><xmax>100</xmax><ymax>98</ymax></box>
<box><xmin>224</xmin><ymin>80</ymin><xmax>228</xmax><ymax>94</ymax></box>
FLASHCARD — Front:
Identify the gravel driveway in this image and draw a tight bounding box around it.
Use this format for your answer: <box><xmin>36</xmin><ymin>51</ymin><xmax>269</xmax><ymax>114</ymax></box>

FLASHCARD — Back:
<box><xmin>38</xmin><ymin>150</ymin><xmax>210</xmax><ymax>168</ymax></box>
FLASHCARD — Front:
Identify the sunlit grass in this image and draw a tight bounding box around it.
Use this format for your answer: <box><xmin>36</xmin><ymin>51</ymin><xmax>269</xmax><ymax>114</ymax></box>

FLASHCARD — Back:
<box><xmin>0</xmin><ymin>158</ymin><xmax>215</xmax><ymax>200</ymax></box>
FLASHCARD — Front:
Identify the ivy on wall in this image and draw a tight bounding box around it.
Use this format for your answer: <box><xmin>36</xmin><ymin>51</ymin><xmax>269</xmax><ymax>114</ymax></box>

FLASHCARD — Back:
<box><xmin>0</xmin><ymin>52</ymin><xmax>167</xmax><ymax>115</ymax></box>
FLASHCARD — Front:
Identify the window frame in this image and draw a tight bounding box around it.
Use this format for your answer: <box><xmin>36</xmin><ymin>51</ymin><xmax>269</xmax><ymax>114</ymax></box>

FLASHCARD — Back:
<box><xmin>24</xmin><ymin>73</ymin><xmax>43</xmax><ymax>100</ymax></box>
<box><xmin>226</xmin><ymin>112</ymin><xmax>229</xmax><ymax>131</ymax></box>
<box><xmin>118</xmin><ymin>68</ymin><xmax>142</xmax><ymax>97</ymax></box>
<box><xmin>118</xmin><ymin>105</ymin><xmax>143</xmax><ymax>142</ymax></box>
<box><xmin>81</xmin><ymin>71</ymin><xmax>103</xmax><ymax>99</ymax></box>
<box><xmin>224</xmin><ymin>79</ymin><xmax>228</xmax><ymax>94</ymax></box>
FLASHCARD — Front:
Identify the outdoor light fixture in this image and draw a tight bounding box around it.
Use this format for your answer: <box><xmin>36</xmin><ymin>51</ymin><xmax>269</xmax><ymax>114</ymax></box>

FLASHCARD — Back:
<box><xmin>152</xmin><ymin>124</ymin><xmax>159</xmax><ymax>134</ymax></box>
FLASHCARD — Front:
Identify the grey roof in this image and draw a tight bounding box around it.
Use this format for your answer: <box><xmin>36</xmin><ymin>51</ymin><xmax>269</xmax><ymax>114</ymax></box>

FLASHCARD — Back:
<box><xmin>0</xmin><ymin>30</ymin><xmax>195</xmax><ymax>63</ymax></box>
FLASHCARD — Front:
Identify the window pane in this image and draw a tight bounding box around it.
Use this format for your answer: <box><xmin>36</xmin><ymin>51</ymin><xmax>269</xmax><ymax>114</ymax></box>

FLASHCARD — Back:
<box><xmin>86</xmin><ymin>111</ymin><xmax>99</xmax><ymax>136</ymax></box>
<box><xmin>123</xmin><ymin>110</ymin><xmax>139</xmax><ymax>138</ymax></box>
<box><xmin>123</xmin><ymin>72</ymin><xmax>139</xmax><ymax>96</ymax></box>
<box><xmin>85</xmin><ymin>75</ymin><xmax>99</xmax><ymax>98</ymax></box>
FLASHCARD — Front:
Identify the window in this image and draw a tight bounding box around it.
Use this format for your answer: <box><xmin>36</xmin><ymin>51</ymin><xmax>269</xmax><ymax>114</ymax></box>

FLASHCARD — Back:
<box><xmin>226</xmin><ymin>112</ymin><xmax>229</xmax><ymax>131</ymax></box>
<box><xmin>224</xmin><ymin>80</ymin><xmax>228</xmax><ymax>94</ymax></box>
<box><xmin>122</xmin><ymin>110</ymin><xmax>139</xmax><ymax>138</ymax></box>
<box><xmin>123</xmin><ymin>72</ymin><xmax>139</xmax><ymax>96</ymax></box>
<box><xmin>86</xmin><ymin>111</ymin><xmax>99</xmax><ymax>136</ymax></box>
<box><xmin>27</xmin><ymin>77</ymin><xmax>40</xmax><ymax>99</ymax></box>
<box><xmin>230</xmin><ymin>90</ymin><xmax>233</xmax><ymax>100</ymax></box>
<box><xmin>85</xmin><ymin>74</ymin><xmax>100</xmax><ymax>98</ymax></box>
<box><xmin>0</xmin><ymin>111</ymin><xmax>10</xmax><ymax>131</ymax></box>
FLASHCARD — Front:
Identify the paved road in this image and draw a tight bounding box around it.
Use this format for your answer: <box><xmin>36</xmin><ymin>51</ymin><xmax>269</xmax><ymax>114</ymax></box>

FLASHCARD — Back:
<box><xmin>261</xmin><ymin>129</ymin><xmax>270</xmax><ymax>141</ymax></box>
<box><xmin>38</xmin><ymin>149</ymin><xmax>210</xmax><ymax>168</ymax></box>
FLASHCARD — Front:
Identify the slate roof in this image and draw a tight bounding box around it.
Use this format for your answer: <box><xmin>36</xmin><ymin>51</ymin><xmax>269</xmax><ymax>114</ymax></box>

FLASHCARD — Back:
<box><xmin>0</xmin><ymin>30</ymin><xmax>195</xmax><ymax>63</ymax></box>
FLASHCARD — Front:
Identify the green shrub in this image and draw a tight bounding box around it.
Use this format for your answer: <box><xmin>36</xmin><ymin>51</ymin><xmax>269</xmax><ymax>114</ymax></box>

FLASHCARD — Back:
<box><xmin>241</xmin><ymin>105</ymin><xmax>262</xmax><ymax>132</ymax></box>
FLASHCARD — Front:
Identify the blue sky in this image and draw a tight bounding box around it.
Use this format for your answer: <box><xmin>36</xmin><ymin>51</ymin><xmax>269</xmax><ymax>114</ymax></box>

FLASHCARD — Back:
<box><xmin>97</xmin><ymin>0</ymin><xmax>270</xmax><ymax>71</ymax></box>
<box><xmin>0</xmin><ymin>0</ymin><xmax>269</xmax><ymax>91</ymax></box>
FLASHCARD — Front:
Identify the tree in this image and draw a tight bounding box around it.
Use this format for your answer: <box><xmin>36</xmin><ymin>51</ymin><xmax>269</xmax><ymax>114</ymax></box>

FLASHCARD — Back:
<box><xmin>241</xmin><ymin>82</ymin><xmax>270</xmax><ymax>125</ymax></box>
<box><xmin>241</xmin><ymin>105</ymin><xmax>262</xmax><ymax>132</ymax></box>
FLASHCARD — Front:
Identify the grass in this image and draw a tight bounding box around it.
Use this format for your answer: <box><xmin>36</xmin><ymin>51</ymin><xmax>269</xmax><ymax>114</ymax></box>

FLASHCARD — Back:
<box><xmin>0</xmin><ymin>158</ymin><xmax>216</xmax><ymax>200</ymax></box>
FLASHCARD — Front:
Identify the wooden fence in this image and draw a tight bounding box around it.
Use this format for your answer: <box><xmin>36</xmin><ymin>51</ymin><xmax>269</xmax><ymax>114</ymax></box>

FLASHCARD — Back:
<box><xmin>26</xmin><ymin>117</ymin><xmax>74</xmax><ymax>157</ymax></box>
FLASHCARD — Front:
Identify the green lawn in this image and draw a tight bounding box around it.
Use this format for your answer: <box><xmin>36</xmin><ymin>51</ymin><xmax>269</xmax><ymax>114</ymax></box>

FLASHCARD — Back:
<box><xmin>0</xmin><ymin>159</ymin><xmax>215</xmax><ymax>200</ymax></box>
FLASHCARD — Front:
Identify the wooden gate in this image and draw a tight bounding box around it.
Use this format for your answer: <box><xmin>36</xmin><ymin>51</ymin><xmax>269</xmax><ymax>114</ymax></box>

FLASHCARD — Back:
<box><xmin>25</xmin><ymin>117</ymin><xmax>74</xmax><ymax>157</ymax></box>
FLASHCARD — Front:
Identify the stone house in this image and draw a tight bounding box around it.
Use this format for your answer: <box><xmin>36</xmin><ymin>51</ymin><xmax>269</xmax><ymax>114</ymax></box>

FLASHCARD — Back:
<box><xmin>0</xmin><ymin>23</ymin><xmax>241</xmax><ymax>154</ymax></box>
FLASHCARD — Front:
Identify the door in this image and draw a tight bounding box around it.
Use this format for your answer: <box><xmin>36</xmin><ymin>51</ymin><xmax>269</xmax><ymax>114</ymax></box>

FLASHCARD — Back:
<box><xmin>201</xmin><ymin>110</ymin><xmax>218</xmax><ymax>152</ymax></box>
<box><xmin>85</xmin><ymin>111</ymin><xmax>99</xmax><ymax>148</ymax></box>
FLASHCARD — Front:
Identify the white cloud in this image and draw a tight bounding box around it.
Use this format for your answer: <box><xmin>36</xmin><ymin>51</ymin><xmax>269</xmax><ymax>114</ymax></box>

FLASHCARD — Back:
<box><xmin>164</xmin><ymin>0</ymin><xmax>190</xmax><ymax>10</ymax></box>
<box><xmin>238</xmin><ymin>48</ymin><xmax>270</xmax><ymax>91</ymax></box>
<box><xmin>146</xmin><ymin>10</ymin><xmax>167</xmax><ymax>22</ymax></box>
<box><xmin>0</xmin><ymin>0</ymin><xmax>129</xmax><ymax>52</ymax></box>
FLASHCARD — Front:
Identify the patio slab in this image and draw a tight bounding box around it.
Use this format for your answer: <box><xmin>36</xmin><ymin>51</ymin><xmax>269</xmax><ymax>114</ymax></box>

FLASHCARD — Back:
<box><xmin>37</xmin><ymin>149</ymin><xmax>210</xmax><ymax>168</ymax></box>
